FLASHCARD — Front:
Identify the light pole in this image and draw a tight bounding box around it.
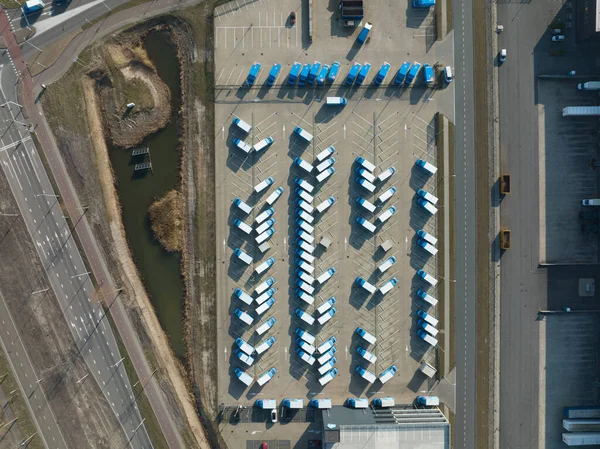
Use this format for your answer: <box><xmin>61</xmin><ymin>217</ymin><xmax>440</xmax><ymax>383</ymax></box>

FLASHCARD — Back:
<box><xmin>76</xmin><ymin>373</ymin><xmax>89</xmax><ymax>384</ymax></box>
<box><xmin>438</xmin><ymin>275</ymin><xmax>456</xmax><ymax>283</ymax></box>
<box><xmin>111</xmin><ymin>357</ymin><xmax>124</xmax><ymax>369</ymax></box>
<box><xmin>70</xmin><ymin>271</ymin><xmax>90</xmax><ymax>279</ymax></box>
<box><xmin>35</xmin><ymin>193</ymin><xmax>59</xmax><ymax>199</ymax></box>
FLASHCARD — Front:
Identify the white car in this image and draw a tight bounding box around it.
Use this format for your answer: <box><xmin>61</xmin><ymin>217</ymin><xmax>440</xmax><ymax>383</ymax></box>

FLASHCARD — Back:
<box><xmin>499</xmin><ymin>49</ymin><xmax>507</xmax><ymax>63</ymax></box>
<box><xmin>551</xmin><ymin>35</ymin><xmax>565</xmax><ymax>41</ymax></box>
<box><xmin>270</xmin><ymin>409</ymin><xmax>277</xmax><ymax>423</ymax></box>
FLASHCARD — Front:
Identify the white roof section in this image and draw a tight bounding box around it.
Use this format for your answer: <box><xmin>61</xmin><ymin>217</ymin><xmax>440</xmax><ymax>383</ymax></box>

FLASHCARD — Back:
<box><xmin>332</xmin><ymin>424</ymin><xmax>448</xmax><ymax>449</ymax></box>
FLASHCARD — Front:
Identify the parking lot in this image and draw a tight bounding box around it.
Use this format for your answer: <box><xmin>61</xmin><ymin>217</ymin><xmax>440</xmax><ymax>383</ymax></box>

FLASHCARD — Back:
<box><xmin>213</xmin><ymin>0</ymin><xmax>452</xmax><ymax>413</ymax></box>
<box><xmin>537</xmin><ymin>79</ymin><xmax>600</xmax><ymax>264</ymax></box>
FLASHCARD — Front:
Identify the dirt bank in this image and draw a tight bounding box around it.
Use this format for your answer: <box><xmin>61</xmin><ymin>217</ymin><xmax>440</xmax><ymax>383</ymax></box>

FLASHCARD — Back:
<box><xmin>149</xmin><ymin>189</ymin><xmax>184</xmax><ymax>252</ymax></box>
<box><xmin>42</xmin><ymin>16</ymin><xmax>212</xmax><ymax>449</ymax></box>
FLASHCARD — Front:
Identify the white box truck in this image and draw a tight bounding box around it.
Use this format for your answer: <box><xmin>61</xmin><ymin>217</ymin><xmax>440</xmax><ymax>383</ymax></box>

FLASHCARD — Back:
<box><xmin>379</xmin><ymin>278</ymin><xmax>398</xmax><ymax>295</ymax></box>
<box><xmin>377</xmin><ymin>166</ymin><xmax>396</xmax><ymax>182</ymax></box>
<box><xmin>316</xmin><ymin>197</ymin><xmax>336</xmax><ymax>213</ymax></box>
<box><xmin>296</xmin><ymin>279</ymin><xmax>315</xmax><ymax>295</ymax></box>
<box><xmin>318</xmin><ymin>359</ymin><xmax>337</xmax><ymax>375</ymax></box>
<box><xmin>417</xmin><ymin>309</ymin><xmax>439</xmax><ymax>326</ymax></box>
<box><xmin>296</xmin><ymin>188</ymin><xmax>314</xmax><ymax>204</ymax></box>
<box><xmin>255</xmin><ymin>288</ymin><xmax>275</xmax><ymax>305</ymax></box>
<box><xmin>356</xmin><ymin>167</ymin><xmax>376</xmax><ymax>183</ymax></box>
<box><xmin>326</xmin><ymin>97</ymin><xmax>347</xmax><ymax>105</ymax></box>
<box><xmin>355</xmin><ymin>277</ymin><xmax>377</xmax><ymax>294</ymax></box>
<box><xmin>377</xmin><ymin>206</ymin><xmax>397</xmax><ymax>224</ymax></box>
<box><xmin>254</xmin><ymin>177</ymin><xmax>274</xmax><ymax>194</ymax></box>
<box><xmin>316</xmin><ymin>157</ymin><xmax>335</xmax><ymax>173</ymax></box>
<box><xmin>234</xmin><ymin>367</ymin><xmax>254</xmax><ymax>386</ymax></box>
<box><xmin>317</xmin><ymin>336</ymin><xmax>337</xmax><ymax>354</ymax></box>
<box><xmin>234</xmin><ymin>248</ymin><xmax>253</xmax><ymax>265</ymax></box>
<box><xmin>356</xmin><ymin>196</ymin><xmax>376</xmax><ymax>213</ymax></box>
<box><xmin>356</xmin><ymin>327</ymin><xmax>377</xmax><ymax>345</ymax></box>
<box><xmin>296</xmin><ymin>219</ymin><xmax>314</xmax><ymax>234</ymax></box>
<box><xmin>417</xmin><ymin>189</ymin><xmax>439</xmax><ymax>205</ymax></box>
<box><xmin>255</xmin><ymin>219</ymin><xmax>275</xmax><ymax>235</ymax></box>
<box><xmin>234</xmin><ymin>308</ymin><xmax>254</xmax><ymax>325</ymax></box>
<box><xmin>356</xmin><ymin>216</ymin><xmax>376</xmax><ymax>233</ymax></box>
<box><xmin>265</xmin><ymin>187</ymin><xmax>284</xmax><ymax>206</ymax></box>
<box><xmin>297</xmin><ymin>289</ymin><xmax>314</xmax><ymax>305</ymax></box>
<box><xmin>255</xmin><ymin>207</ymin><xmax>275</xmax><ymax>224</ymax></box>
<box><xmin>234</xmin><ymin>219</ymin><xmax>253</xmax><ymax>234</ymax></box>
<box><xmin>254</xmin><ymin>137</ymin><xmax>274</xmax><ymax>152</ymax></box>
<box><xmin>417</xmin><ymin>270</ymin><xmax>438</xmax><ymax>286</ymax></box>
<box><xmin>233</xmin><ymin>117</ymin><xmax>252</xmax><ymax>133</ymax></box>
<box><xmin>317</xmin><ymin>308</ymin><xmax>337</xmax><ymax>325</ymax></box>
<box><xmin>317</xmin><ymin>348</ymin><xmax>337</xmax><ymax>365</ymax></box>
<box><xmin>417</xmin><ymin>229</ymin><xmax>438</xmax><ymax>245</ymax></box>
<box><xmin>378</xmin><ymin>187</ymin><xmax>397</xmax><ymax>204</ymax></box>
<box><xmin>256</xmin><ymin>368</ymin><xmax>277</xmax><ymax>386</ymax></box>
<box><xmin>234</xmin><ymin>288</ymin><xmax>254</xmax><ymax>305</ymax></box>
<box><xmin>415</xmin><ymin>158</ymin><xmax>437</xmax><ymax>175</ymax></box>
<box><xmin>316</xmin><ymin>146</ymin><xmax>335</xmax><ymax>162</ymax></box>
<box><xmin>295</xmin><ymin>177</ymin><xmax>315</xmax><ymax>193</ymax></box>
<box><xmin>417</xmin><ymin>198</ymin><xmax>438</xmax><ymax>215</ymax></box>
<box><xmin>295</xmin><ymin>327</ymin><xmax>316</xmax><ymax>344</ymax></box>
<box><xmin>233</xmin><ymin>198</ymin><xmax>253</xmax><ymax>214</ymax></box>
<box><xmin>256</xmin><ymin>317</ymin><xmax>276</xmax><ymax>335</ymax></box>
<box><xmin>319</xmin><ymin>369</ymin><xmax>338</xmax><ymax>386</ymax></box>
<box><xmin>378</xmin><ymin>256</ymin><xmax>397</xmax><ymax>273</ymax></box>
<box><xmin>418</xmin><ymin>320</ymin><xmax>439</xmax><ymax>337</ymax></box>
<box><xmin>316</xmin><ymin>168</ymin><xmax>335</xmax><ymax>183</ymax></box>
<box><xmin>378</xmin><ymin>365</ymin><xmax>397</xmax><ymax>384</ymax></box>
<box><xmin>355</xmin><ymin>365</ymin><xmax>376</xmax><ymax>383</ymax></box>
<box><xmin>296</xmin><ymin>229</ymin><xmax>315</xmax><ymax>243</ymax></box>
<box><xmin>417</xmin><ymin>289</ymin><xmax>438</xmax><ymax>306</ymax></box>
<box><xmin>233</xmin><ymin>138</ymin><xmax>252</xmax><ymax>153</ymax></box>
<box><xmin>256</xmin><ymin>298</ymin><xmax>275</xmax><ymax>315</ymax></box>
<box><xmin>255</xmin><ymin>229</ymin><xmax>275</xmax><ymax>244</ymax></box>
<box><xmin>418</xmin><ymin>239</ymin><xmax>438</xmax><ymax>256</ymax></box>
<box><xmin>316</xmin><ymin>267</ymin><xmax>336</xmax><ymax>285</ymax></box>
<box><xmin>296</xmin><ymin>239</ymin><xmax>315</xmax><ymax>254</ymax></box>
<box><xmin>294</xmin><ymin>157</ymin><xmax>314</xmax><ymax>173</ymax></box>
<box><xmin>296</xmin><ymin>259</ymin><xmax>314</xmax><ymax>274</ymax></box>
<box><xmin>295</xmin><ymin>308</ymin><xmax>316</xmax><ymax>325</ymax></box>
<box><xmin>296</xmin><ymin>199</ymin><xmax>314</xmax><ymax>214</ymax></box>
<box><xmin>355</xmin><ymin>156</ymin><xmax>376</xmax><ymax>172</ymax></box>
<box><xmin>296</xmin><ymin>268</ymin><xmax>315</xmax><ymax>284</ymax></box>
<box><xmin>296</xmin><ymin>249</ymin><xmax>315</xmax><ymax>264</ymax></box>
<box><xmin>417</xmin><ymin>329</ymin><xmax>438</xmax><ymax>346</ymax></box>
<box><xmin>255</xmin><ymin>337</ymin><xmax>276</xmax><ymax>355</ymax></box>
<box><xmin>356</xmin><ymin>177</ymin><xmax>376</xmax><ymax>192</ymax></box>
<box><xmin>296</xmin><ymin>210</ymin><xmax>314</xmax><ymax>224</ymax></box>
<box><xmin>255</xmin><ymin>257</ymin><xmax>275</xmax><ymax>274</ymax></box>
<box><xmin>293</xmin><ymin>126</ymin><xmax>313</xmax><ymax>142</ymax></box>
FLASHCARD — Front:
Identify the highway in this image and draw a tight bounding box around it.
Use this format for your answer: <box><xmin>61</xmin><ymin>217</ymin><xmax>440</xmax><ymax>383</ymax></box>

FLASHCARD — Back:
<box><xmin>452</xmin><ymin>0</ymin><xmax>477</xmax><ymax>448</ymax></box>
<box><xmin>0</xmin><ymin>20</ymin><xmax>152</xmax><ymax>449</ymax></box>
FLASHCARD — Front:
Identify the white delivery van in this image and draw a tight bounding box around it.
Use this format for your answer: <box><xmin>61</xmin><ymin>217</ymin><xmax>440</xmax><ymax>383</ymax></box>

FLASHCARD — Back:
<box><xmin>378</xmin><ymin>256</ymin><xmax>396</xmax><ymax>274</ymax></box>
<box><xmin>316</xmin><ymin>157</ymin><xmax>335</xmax><ymax>173</ymax></box>
<box><xmin>297</xmin><ymin>219</ymin><xmax>314</xmax><ymax>234</ymax></box>
<box><xmin>444</xmin><ymin>66</ymin><xmax>453</xmax><ymax>83</ymax></box>
<box><xmin>254</xmin><ymin>137</ymin><xmax>274</xmax><ymax>152</ymax></box>
<box><xmin>236</xmin><ymin>337</ymin><xmax>255</xmax><ymax>355</ymax></box>
<box><xmin>356</xmin><ymin>346</ymin><xmax>377</xmax><ymax>363</ymax></box>
<box><xmin>418</xmin><ymin>189</ymin><xmax>439</xmax><ymax>205</ymax></box>
<box><xmin>317</xmin><ymin>350</ymin><xmax>336</xmax><ymax>365</ymax></box>
<box><xmin>379</xmin><ymin>278</ymin><xmax>398</xmax><ymax>295</ymax></box>
<box><xmin>265</xmin><ymin>187</ymin><xmax>284</xmax><ymax>206</ymax></box>
<box><xmin>254</xmin><ymin>177</ymin><xmax>274</xmax><ymax>194</ymax></box>
<box><xmin>255</xmin><ymin>257</ymin><xmax>275</xmax><ymax>275</ymax></box>
<box><xmin>296</xmin><ymin>269</ymin><xmax>315</xmax><ymax>284</ymax></box>
<box><xmin>356</xmin><ymin>217</ymin><xmax>376</xmax><ymax>233</ymax></box>
<box><xmin>235</xmin><ymin>308</ymin><xmax>254</xmax><ymax>325</ymax></box>
<box><xmin>296</xmin><ymin>199</ymin><xmax>314</xmax><ymax>214</ymax></box>
<box><xmin>255</xmin><ymin>298</ymin><xmax>275</xmax><ymax>315</ymax></box>
<box><xmin>378</xmin><ymin>366</ymin><xmax>397</xmax><ymax>384</ymax></box>
<box><xmin>418</xmin><ymin>309</ymin><xmax>439</xmax><ymax>326</ymax></box>
<box><xmin>233</xmin><ymin>138</ymin><xmax>253</xmax><ymax>153</ymax></box>
<box><xmin>355</xmin><ymin>277</ymin><xmax>377</xmax><ymax>294</ymax></box>
<box><xmin>233</xmin><ymin>117</ymin><xmax>252</xmax><ymax>133</ymax></box>
<box><xmin>297</xmin><ymin>240</ymin><xmax>315</xmax><ymax>254</ymax></box>
<box><xmin>316</xmin><ymin>168</ymin><xmax>335</xmax><ymax>183</ymax></box>
<box><xmin>255</xmin><ymin>208</ymin><xmax>274</xmax><ymax>224</ymax></box>
<box><xmin>296</xmin><ymin>279</ymin><xmax>315</xmax><ymax>295</ymax></box>
<box><xmin>255</xmin><ymin>337</ymin><xmax>275</xmax><ymax>355</ymax></box>
<box><xmin>296</xmin><ymin>249</ymin><xmax>315</xmax><ymax>264</ymax></box>
<box><xmin>378</xmin><ymin>187</ymin><xmax>397</xmax><ymax>204</ymax></box>
<box><xmin>318</xmin><ymin>359</ymin><xmax>337</xmax><ymax>375</ymax></box>
<box><xmin>256</xmin><ymin>219</ymin><xmax>275</xmax><ymax>235</ymax></box>
<box><xmin>415</xmin><ymin>158</ymin><xmax>438</xmax><ymax>175</ymax></box>
<box><xmin>317</xmin><ymin>297</ymin><xmax>336</xmax><ymax>315</ymax></box>
<box><xmin>295</xmin><ymin>327</ymin><xmax>316</xmax><ymax>345</ymax></box>
<box><xmin>417</xmin><ymin>229</ymin><xmax>438</xmax><ymax>245</ymax></box>
<box><xmin>295</xmin><ymin>178</ymin><xmax>315</xmax><ymax>193</ymax></box>
<box><xmin>317</xmin><ymin>308</ymin><xmax>336</xmax><ymax>325</ymax></box>
<box><xmin>355</xmin><ymin>365</ymin><xmax>377</xmax><ymax>384</ymax></box>
<box><xmin>296</xmin><ymin>349</ymin><xmax>316</xmax><ymax>365</ymax></box>
<box><xmin>377</xmin><ymin>206</ymin><xmax>396</xmax><ymax>224</ymax></box>
<box><xmin>377</xmin><ymin>166</ymin><xmax>396</xmax><ymax>183</ymax></box>
<box><xmin>355</xmin><ymin>156</ymin><xmax>376</xmax><ymax>172</ymax></box>
<box><xmin>234</xmin><ymin>248</ymin><xmax>253</xmax><ymax>265</ymax></box>
<box><xmin>255</xmin><ymin>229</ymin><xmax>275</xmax><ymax>244</ymax></box>
<box><xmin>297</xmin><ymin>229</ymin><xmax>315</xmax><ymax>244</ymax></box>
<box><xmin>234</xmin><ymin>219</ymin><xmax>253</xmax><ymax>234</ymax></box>
<box><xmin>319</xmin><ymin>369</ymin><xmax>338</xmax><ymax>386</ymax></box>
<box><xmin>417</xmin><ymin>329</ymin><xmax>438</xmax><ymax>346</ymax></box>
<box><xmin>417</xmin><ymin>270</ymin><xmax>438</xmax><ymax>286</ymax></box>
<box><xmin>316</xmin><ymin>197</ymin><xmax>335</xmax><ymax>213</ymax></box>
<box><xmin>297</xmin><ymin>290</ymin><xmax>315</xmax><ymax>305</ymax></box>
<box><xmin>296</xmin><ymin>308</ymin><xmax>316</xmax><ymax>325</ymax></box>
<box><xmin>417</xmin><ymin>198</ymin><xmax>438</xmax><ymax>215</ymax></box>
<box><xmin>256</xmin><ymin>368</ymin><xmax>277</xmax><ymax>386</ymax></box>
<box><xmin>294</xmin><ymin>126</ymin><xmax>314</xmax><ymax>142</ymax></box>
<box><xmin>296</xmin><ymin>188</ymin><xmax>314</xmax><ymax>204</ymax></box>
<box><xmin>356</xmin><ymin>196</ymin><xmax>376</xmax><ymax>213</ymax></box>
<box><xmin>234</xmin><ymin>368</ymin><xmax>253</xmax><ymax>386</ymax></box>
<box><xmin>356</xmin><ymin>327</ymin><xmax>377</xmax><ymax>345</ymax></box>
<box><xmin>356</xmin><ymin>167</ymin><xmax>376</xmax><ymax>183</ymax></box>
<box><xmin>316</xmin><ymin>268</ymin><xmax>336</xmax><ymax>285</ymax></box>
<box><xmin>296</xmin><ymin>210</ymin><xmax>314</xmax><ymax>224</ymax></box>
<box><xmin>317</xmin><ymin>337</ymin><xmax>337</xmax><ymax>354</ymax></box>
<box><xmin>296</xmin><ymin>259</ymin><xmax>314</xmax><ymax>274</ymax></box>
<box><xmin>316</xmin><ymin>146</ymin><xmax>335</xmax><ymax>162</ymax></box>
<box><xmin>294</xmin><ymin>157</ymin><xmax>314</xmax><ymax>174</ymax></box>
<box><xmin>326</xmin><ymin>97</ymin><xmax>347</xmax><ymax>105</ymax></box>
<box><xmin>356</xmin><ymin>177</ymin><xmax>376</xmax><ymax>192</ymax></box>
<box><xmin>234</xmin><ymin>288</ymin><xmax>254</xmax><ymax>305</ymax></box>
<box><xmin>233</xmin><ymin>198</ymin><xmax>253</xmax><ymax>214</ymax></box>
<box><xmin>418</xmin><ymin>239</ymin><xmax>438</xmax><ymax>256</ymax></box>
<box><xmin>417</xmin><ymin>289</ymin><xmax>439</xmax><ymax>306</ymax></box>
<box><xmin>297</xmin><ymin>339</ymin><xmax>316</xmax><ymax>355</ymax></box>
<box><xmin>256</xmin><ymin>318</ymin><xmax>276</xmax><ymax>335</ymax></box>
<box><xmin>419</xmin><ymin>320</ymin><xmax>439</xmax><ymax>337</ymax></box>
<box><xmin>255</xmin><ymin>289</ymin><xmax>275</xmax><ymax>305</ymax></box>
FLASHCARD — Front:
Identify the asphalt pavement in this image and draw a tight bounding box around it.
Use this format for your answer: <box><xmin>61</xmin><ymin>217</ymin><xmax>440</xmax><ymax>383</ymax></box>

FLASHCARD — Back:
<box><xmin>452</xmin><ymin>0</ymin><xmax>477</xmax><ymax>448</ymax></box>
<box><xmin>0</xmin><ymin>9</ymin><xmax>153</xmax><ymax>449</ymax></box>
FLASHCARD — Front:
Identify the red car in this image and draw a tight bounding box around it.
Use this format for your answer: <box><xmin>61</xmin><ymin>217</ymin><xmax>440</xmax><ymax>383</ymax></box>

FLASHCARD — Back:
<box><xmin>261</xmin><ymin>443</ymin><xmax>268</xmax><ymax>449</ymax></box>
<box><xmin>290</xmin><ymin>11</ymin><xmax>296</xmax><ymax>25</ymax></box>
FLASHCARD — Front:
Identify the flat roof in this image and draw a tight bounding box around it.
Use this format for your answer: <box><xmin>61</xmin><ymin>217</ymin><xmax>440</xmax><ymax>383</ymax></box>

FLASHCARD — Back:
<box><xmin>597</xmin><ymin>0</ymin><xmax>600</xmax><ymax>32</ymax></box>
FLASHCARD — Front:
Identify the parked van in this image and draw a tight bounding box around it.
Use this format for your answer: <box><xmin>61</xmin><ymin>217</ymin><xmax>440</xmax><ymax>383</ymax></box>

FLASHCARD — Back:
<box><xmin>356</xmin><ymin>177</ymin><xmax>376</xmax><ymax>192</ymax></box>
<box><xmin>296</xmin><ymin>338</ymin><xmax>316</xmax><ymax>355</ymax></box>
<box><xmin>294</xmin><ymin>157</ymin><xmax>314</xmax><ymax>173</ymax></box>
<box><xmin>318</xmin><ymin>358</ymin><xmax>337</xmax><ymax>375</ymax></box>
<box><xmin>296</xmin><ymin>348</ymin><xmax>316</xmax><ymax>365</ymax></box>
<box><xmin>418</xmin><ymin>319</ymin><xmax>439</xmax><ymax>337</ymax></box>
<box><xmin>346</xmin><ymin>62</ymin><xmax>362</xmax><ymax>85</ymax></box>
<box><xmin>266</xmin><ymin>63</ymin><xmax>282</xmax><ymax>86</ymax></box>
<box><xmin>232</xmin><ymin>117</ymin><xmax>252</xmax><ymax>133</ymax></box>
<box><xmin>378</xmin><ymin>187</ymin><xmax>397</xmax><ymax>203</ymax></box>
<box><xmin>295</xmin><ymin>327</ymin><xmax>316</xmax><ymax>345</ymax></box>
<box><xmin>444</xmin><ymin>66</ymin><xmax>453</xmax><ymax>83</ymax></box>
<box><xmin>294</xmin><ymin>177</ymin><xmax>315</xmax><ymax>193</ymax></box>
<box><xmin>233</xmin><ymin>197</ymin><xmax>253</xmax><ymax>214</ymax></box>
<box><xmin>417</xmin><ymin>289</ymin><xmax>438</xmax><ymax>306</ymax></box>
<box><xmin>316</xmin><ymin>146</ymin><xmax>335</xmax><ymax>162</ymax></box>
<box><xmin>356</xmin><ymin>216</ymin><xmax>376</xmax><ymax>233</ymax></box>
<box><xmin>417</xmin><ymin>198</ymin><xmax>438</xmax><ymax>215</ymax></box>
<box><xmin>379</xmin><ymin>278</ymin><xmax>398</xmax><ymax>295</ymax></box>
<box><xmin>356</xmin><ymin>167</ymin><xmax>376</xmax><ymax>183</ymax></box>
<box><xmin>356</xmin><ymin>346</ymin><xmax>377</xmax><ymax>364</ymax></box>
<box><xmin>296</xmin><ymin>210</ymin><xmax>314</xmax><ymax>224</ymax></box>
<box><xmin>317</xmin><ymin>348</ymin><xmax>337</xmax><ymax>365</ymax></box>
<box><xmin>235</xmin><ymin>337</ymin><xmax>255</xmax><ymax>355</ymax></box>
<box><xmin>307</xmin><ymin>61</ymin><xmax>322</xmax><ymax>84</ymax></box>
<box><xmin>355</xmin><ymin>277</ymin><xmax>377</xmax><ymax>294</ymax></box>
<box><xmin>317</xmin><ymin>308</ymin><xmax>337</xmax><ymax>325</ymax></box>
<box><xmin>296</xmin><ymin>198</ymin><xmax>314</xmax><ymax>214</ymax></box>
<box><xmin>417</xmin><ymin>329</ymin><xmax>438</xmax><ymax>346</ymax></box>
<box><xmin>255</xmin><ymin>218</ymin><xmax>275</xmax><ymax>235</ymax></box>
<box><xmin>294</xmin><ymin>126</ymin><xmax>313</xmax><ymax>142</ymax></box>
<box><xmin>327</xmin><ymin>61</ymin><xmax>341</xmax><ymax>83</ymax></box>
<box><xmin>296</xmin><ymin>259</ymin><xmax>314</xmax><ymax>274</ymax></box>
<box><xmin>378</xmin><ymin>256</ymin><xmax>397</xmax><ymax>273</ymax></box>
<box><xmin>298</xmin><ymin>63</ymin><xmax>311</xmax><ymax>86</ymax></box>
<box><xmin>235</xmin><ymin>308</ymin><xmax>254</xmax><ymax>325</ymax></box>
<box><xmin>317</xmin><ymin>336</ymin><xmax>337</xmax><ymax>354</ymax></box>
<box><xmin>233</xmin><ymin>137</ymin><xmax>252</xmax><ymax>153</ymax></box>
<box><xmin>255</xmin><ymin>297</ymin><xmax>275</xmax><ymax>315</ymax></box>
<box><xmin>234</xmin><ymin>218</ymin><xmax>253</xmax><ymax>234</ymax></box>
<box><xmin>296</xmin><ymin>248</ymin><xmax>315</xmax><ymax>264</ymax></box>
<box><xmin>295</xmin><ymin>268</ymin><xmax>315</xmax><ymax>284</ymax></box>
<box><xmin>378</xmin><ymin>365</ymin><xmax>397</xmax><ymax>384</ymax></box>
<box><xmin>255</xmin><ymin>336</ymin><xmax>276</xmax><ymax>355</ymax></box>
<box><xmin>316</xmin><ymin>157</ymin><xmax>336</xmax><ymax>173</ymax></box>
<box><xmin>296</xmin><ymin>239</ymin><xmax>315</xmax><ymax>254</ymax></box>
<box><xmin>355</xmin><ymin>156</ymin><xmax>376</xmax><ymax>172</ymax></box>
<box><xmin>356</xmin><ymin>63</ymin><xmax>372</xmax><ymax>86</ymax></box>
<box><xmin>256</xmin><ymin>317</ymin><xmax>276</xmax><ymax>335</ymax></box>
<box><xmin>316</xmin><ymin>267</ymin><xmax>336</xmax><ymax>285</ymax></box>
<box><xmin>417</xmin><ymin>229</ymin><xmax>438</xmax><ymax>245</ymax></box>
<box><xmin>395</xmin><ymin>61</ymin><xmax>411</xmax><ymax>85</ymax></box>
<box><xmin>377</xmin><ymin>166</ymin><xmax>396</xmax><ymax>183</ymax></box>
<box><xmin>296</xmin><ymin>218</ymin><xmax>315</xmax><ymax>234</ymax></box>
<box><xmin>415</xmin><ymin>159</ymin><xmax>438</xmax><ymax>175</ymax></box>
<box><xmin>319</xmin><ymin>368</ymin><xmax>338</xmax><ymax>386</ymax></box>
<box><xmin>417</xmin><ymin>239</ymin><xmax>438</xmax><ymax>256</ymax></box>
<box><xmin>417</xmin><ymin>269</ymin><xmax>438</xmax><ymax>286</ymax></box>
<box><xmin>356</xmin><ymin>196</ymin><xmax>376</xmax><ymax>213</ymax></box>
<box><xmin>254</xmin><ymin>136</ymin><xmax>274</xmax><ymax>152</ymax></box>
<box><xmin>256</xmin><ymin>368</ymin><xmax>277</xmax><ymax>386</ymax></box>
<box><xmin>326</xmin><ymin>97</ymin><xmax>347</xmax><ymax>105</ymax></box>
<box><xmin>255</xmin><ymin>207</ymin><xmax>275</xmax><ymax>224</ymax></box>
<box><xmin>295</xmin><ymin>308</ymin><xmax>316</xmax><ymax>325</ymax></box>
<box><xmin>374</xmin><ymin>62</ymin><xmax>391</xmax><ymax>85</ymax></box>
<box><xmin>296</xmin><ymin>279</ymin><xmax>315</xmax><ymax>295</ymax></box>
<box><xmin>316</xmin><ymin>168</ymin><xmax>335</xmax><ymax>183</ymax></box>
<box><xmin>255</xmin><ymin>277</ymin><xmax>275</xmax><ymax>295</ymax></box>
<box><xmin>296</xmin><ymin>228</ymin><xmax>315</xmax><ymax>244</ymax></box>
<box><xmin>255</xmin><ymin>257</ymin><xmax>276</xmax><ymax>274</ymax></box>
<box><xmin>295</xmin><ymin>188</ymin><xmax>314</xmax><ymax>204</ymax></box>
<box><xmin>356</xmin><ymin>327</ymin><xmax>377</xmax><ymax>345</ymax></box>
<box><xmin>355</xmin><ymin>365</ymin><xmax>376</xmax><ymax>383</ymax></box>
<box><xmin>255</xmin><ymin>228</ymin><xmax>275</xmax><ymax>244</ymax></box>
<box><xmin>417</xmin><ymin>189</ymin><xmax>439</xmax><ymax>205</ymax></box>
<box><xmin>316</xmin><ymin>196</ymin><xmax>336</xmax><ymax>213</ymax></box>
<box><xmin>296</xmin><ymin>289</ymin><xmax>315</xmax><ymax>305</ymax></box>
<box><xmin>377</xmin><ymin>206</ymin><xmax>397</xmax><ymax>224</ymax></box>
<box><xmin>234</xmin><ymin>367</ymin><xmax>253</xmax><ymax>386</ymax></box>
<box><xmin>234</xmin><ymin>288</ymin><xmax>254</xmax><ymax>305</ymax></box>
<box><xmin>417</xmin><ymin>309</ymin><xmax>439</xmax><ymax>326</ymax></box>
<box><xmin>235</xmin><ymin>349</ymin><xmax>254</xmax><ymax>366</ymax></box>
<box><xmin>255</xmin><ymin>288</ymin><xmax>275</xmax><ymax>306</ymax></box>
<box><xmin>254</xmin><ymin>177</ymin><xmax>274</xmax><ymax>194</ymax></box>
<box><xmin>234</xmin><ymin>248</ymin><xmax>253</xmax><ymax>265</ymax></box>
<box><xmin>317</xmin><ymin>297</ymin><xmax>337</xmax><ymax>315</ymax></box>
<box><xmin>288</xmin><ymin>62</ymin><xmax>302</xmax><ymax>85</ymax></box>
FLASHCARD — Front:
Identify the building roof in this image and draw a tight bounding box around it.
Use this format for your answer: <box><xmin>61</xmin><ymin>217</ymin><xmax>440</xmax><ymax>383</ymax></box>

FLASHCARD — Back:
<box><xmin>322</xmin><ymin>405</ymin><xmax>449</xmax><ymax>449</ymax></box>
